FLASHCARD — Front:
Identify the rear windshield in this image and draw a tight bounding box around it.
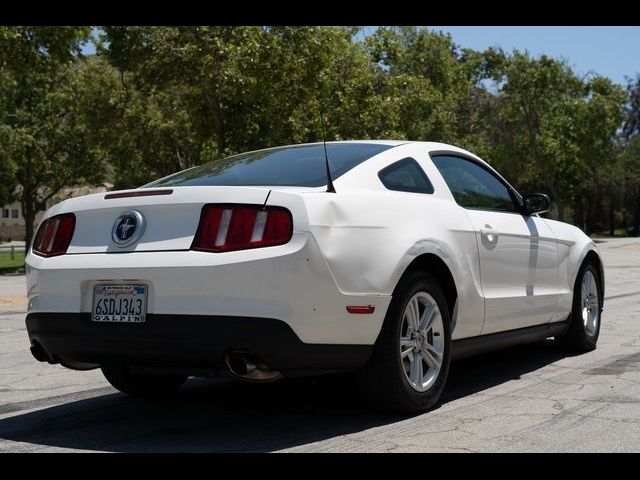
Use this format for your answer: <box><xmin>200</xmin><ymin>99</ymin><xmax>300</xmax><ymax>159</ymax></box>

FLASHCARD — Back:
<box><xmin>145</xmin><ymin>143</ymin><xmax>394</xmax><ymax>188</ymax></box>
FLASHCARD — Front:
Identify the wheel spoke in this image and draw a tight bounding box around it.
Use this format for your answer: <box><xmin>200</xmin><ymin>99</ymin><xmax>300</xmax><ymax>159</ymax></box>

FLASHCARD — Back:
<box><xmin>400</xmin><ymin>336</ymin><xmax>414</xmax><ymax>348</ymax></box>
<box><xmin>400</xmin><ymin>337</ymin><xmax>414</xmax><ymax>358</ymax></box>
<box><xmin>405</xmin><ymin>298</ymin><xmax>419</xmax><ymax>331</ymax></box>
<box><xmin>410</xmin><ymin>355</ymin><xmax>423</xmax><ymax>385</ymax></box>
<box><xmin>425</xmin><ymin>341</ymin><xmax>442</xmax><ymax>356</ymax></box>
<box><xmin>587</xmin><ymin>311</ymin><xmax>597</xmax><ymax>333</ymax></box>
<box><xmin>401</xmin><ymin>347</ymin><xmax>414</xmax><ymax>359</ymax></box>
<box><xmin>422</xmin><ymin>347</ymin><xmax>442</xmax><ymax>369</ymax></box>
<box><xmin>411</xmin><ymin>298</ymin><xmax>421</xmax><ymax>330</ymax></box>
<box><xmin>419</xmin><ymin>304</ymin><xmax>436</xmax><ymax>333</ymax></box>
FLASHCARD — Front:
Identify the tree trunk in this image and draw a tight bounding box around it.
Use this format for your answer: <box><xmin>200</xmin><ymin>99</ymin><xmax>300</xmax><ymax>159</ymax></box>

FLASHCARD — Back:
<box><xmin>25</xmin><ymin>211</ymin><xmax>35</xmax><ymax>249</ymax></box>
<box><xmin>556</xmin><ymin>201</ymin><xmax>565</xmax><ymax>223</ymax></box>
<box><xmin>634</xmin><ymin>201</ymin><xmax>640</xmax><ymax>237</ymax></box>
<box><xmin>574</xmin><ymin>197</ymin><xmax>584</xmax><ymax>232</ymax></box>
<box><xmin>609</xmin><ymin>194</ymin><xmax>615</xmax><ymax>237</ymax></box>
<box><xmin>583</xmin><ymin>196</ymin><xmax>591</xmax><ymax>234</ymax></box>
<box><xmin>21</xmin><ymin>192</ymin><xmax>36</xmax><ymax>249</ymax></box>
<box><xmin>205</xmin><ymin>93</ymin><xmax>226</xmax><ymax>155</ymax></box>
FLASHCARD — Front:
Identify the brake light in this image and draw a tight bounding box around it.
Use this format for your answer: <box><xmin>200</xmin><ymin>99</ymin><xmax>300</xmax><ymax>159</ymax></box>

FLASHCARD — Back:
<box><xmin>192</xmin><ymin>204</ymin><xmax>292</xmax><ymax>252</ymax></box>
<box><xmin>32</xmin><ymin>213</ymin><xmax>76</xmax><ymax>257</ymax></box>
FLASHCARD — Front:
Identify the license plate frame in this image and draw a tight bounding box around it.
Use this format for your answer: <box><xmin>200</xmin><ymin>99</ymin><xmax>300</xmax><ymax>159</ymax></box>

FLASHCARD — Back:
<box><xmin>91</xmin><ymin>284</ymin><xmax>148</xmax><ymax>323</ymax></box>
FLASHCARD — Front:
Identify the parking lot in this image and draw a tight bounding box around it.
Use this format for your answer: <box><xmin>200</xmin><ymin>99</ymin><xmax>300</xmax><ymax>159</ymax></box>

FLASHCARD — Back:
<box><xmin>1</xmin><ymin>237</ymin><xmax>639</xmax><ymax>452</ymax></box>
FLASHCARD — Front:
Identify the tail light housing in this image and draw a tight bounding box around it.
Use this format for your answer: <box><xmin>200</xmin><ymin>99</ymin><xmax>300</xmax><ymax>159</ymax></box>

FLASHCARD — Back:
<box><xmin>32</xmin><ymin>213</ymin><xmax>76</xmax><ymax>257</ymax></box>
<box><xmin>192</xmin><ymin>204</ymin><xmax>293</xmax><ymax>253</ymax></box>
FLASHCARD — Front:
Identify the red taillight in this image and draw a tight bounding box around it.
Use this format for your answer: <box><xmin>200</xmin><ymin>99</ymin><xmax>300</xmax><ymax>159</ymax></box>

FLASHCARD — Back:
<box><xmin>192</xmin><ymin>204</ymin><xmax>292</xmax><ymax>253</ymax></box>
<box><xmin>32</xmin><ymin>213</ymin><xmax>76</xmax><ymax>257</ymax></box>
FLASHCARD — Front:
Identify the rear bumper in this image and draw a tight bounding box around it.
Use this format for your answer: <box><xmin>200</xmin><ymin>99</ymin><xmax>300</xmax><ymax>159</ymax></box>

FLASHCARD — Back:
<box><xmin>26</xmin><ymin>312</ymin><xmax>373</xmax><ymax>375</ymax></box>
<box><xmin>25</xmin><ymin>233</ymin><xmax>391</xmax><ymax>345</ymax></box>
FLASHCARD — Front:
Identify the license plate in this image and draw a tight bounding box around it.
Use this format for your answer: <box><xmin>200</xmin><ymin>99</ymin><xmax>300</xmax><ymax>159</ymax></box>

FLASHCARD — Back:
<box><xmin>92</xmin><ymin>284</ymin><xmax>148</xmax><ymax>323</ymax></box>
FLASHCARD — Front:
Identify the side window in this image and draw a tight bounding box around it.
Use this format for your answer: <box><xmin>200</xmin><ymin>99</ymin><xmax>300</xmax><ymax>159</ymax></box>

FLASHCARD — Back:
<box><xmin>378</xmin><ymin>158</ymin><xmax>434</xmax><ymax>194</ymax></box>
<box><xmin>431</xmin><ymin>155</ymin><xmax>516</xmax><ymax>212</ymax></box>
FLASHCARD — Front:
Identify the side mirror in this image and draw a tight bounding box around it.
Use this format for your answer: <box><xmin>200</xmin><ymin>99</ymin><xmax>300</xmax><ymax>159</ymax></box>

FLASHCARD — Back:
<box><xmin>522</xmin><ymin>193</ymin><xmax>551</xmax><ymax>215</ymax></box>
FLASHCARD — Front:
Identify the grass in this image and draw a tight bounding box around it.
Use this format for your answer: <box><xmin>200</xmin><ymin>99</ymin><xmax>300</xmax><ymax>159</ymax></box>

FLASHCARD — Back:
<box><xmin>0</xmin><ymin>249</ymin><xmax>25</xmax><ymax>271</ymax></box>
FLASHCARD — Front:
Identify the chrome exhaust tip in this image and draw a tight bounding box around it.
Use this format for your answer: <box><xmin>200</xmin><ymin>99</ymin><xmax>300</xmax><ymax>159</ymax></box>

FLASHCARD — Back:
<box><xmin>225</xmin><ymin>351</ymin><xmax>282</xmax><ymax>382</ymax></box>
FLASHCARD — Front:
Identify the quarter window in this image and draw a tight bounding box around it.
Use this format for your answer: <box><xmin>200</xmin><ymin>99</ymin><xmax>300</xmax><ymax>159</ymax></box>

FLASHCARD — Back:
<box><xmin>431</xmin><ymin>155</ymin><xmax>516</xmax><ymax>212</ymax></box>
<box><xmin>378</xmin><ymin>158</ymin><xmax>434</xmax><ymax>194</ymax></box>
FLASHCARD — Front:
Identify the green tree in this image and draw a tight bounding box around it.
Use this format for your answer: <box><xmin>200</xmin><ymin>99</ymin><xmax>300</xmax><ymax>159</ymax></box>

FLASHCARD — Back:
<box><xmin>620</xmin><ymin>75</ymin><xmax>640</xmax><ymax>235</ymax></box>
<box><xmin>478</xmin><ymin>52</ymin><xmax>625</xmax><ymax>224</ymax></box>
<box><xmin>97</xmin><ymin>26</ymin><xmax>407</xmax><ymax>185</ymax></box>
<box><xmin>1</xmin><ymin>25</ymin><xmax>632</xmax><ymax>240</ymax></box>
<box><xmin>75</xmin><ymin>56</ymin><xmax>204</xmax><ymax>189</ymax></box>
<box><xmin>364</xmin><ymin>26</ymin><xmax>482</xmax><ymax>144</ymax></box>
<box><xmin>0</xmin><ymin>26</ymin><xmax>105</xmax><ymax>245</ymax></box>
<box><xmin>620</xmin><ymin>132</ymin><xmax>640</xmax><ymax>235</ymax></box>
<box><xmin>570</xmin><ymin>76</ymin><xmax>626</xmax><ymax>233</ymax></box>
<box><xmin>623</xmin><ymin>75</ymin><xmax>640</xmax><ymax>140</ymax></box>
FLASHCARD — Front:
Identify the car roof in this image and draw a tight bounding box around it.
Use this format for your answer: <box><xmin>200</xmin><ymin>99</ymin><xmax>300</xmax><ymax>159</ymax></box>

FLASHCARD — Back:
<box><xmin>288</xmin><ymin>140</ymin><xmax>491</xmax><ymax>172</ymax></box>
<box><xmin>328</xmin><ymin>139</ymin><xmax>516</xmax><ymax>193</ymax></box>
<box><xmin>325</xmin><ymin>140</ymin><xmax>487</xmax><ymax>163</ymax></box>
<box><xmin>219</xmin><ymin>140</ymin><xmax>482</xmax><ymax>160</ymax></box>
<box><xmin>324</xmin><ymin>140</ymin><xmax>480</xmax><ymax>156</ymax></box>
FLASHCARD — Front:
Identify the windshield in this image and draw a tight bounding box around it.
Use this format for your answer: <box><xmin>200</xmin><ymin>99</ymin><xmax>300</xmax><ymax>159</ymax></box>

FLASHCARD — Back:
<box><xmin>144</xmin><ymin>143</ymin><xmax>394</xmax><ymax>188</ymax></box>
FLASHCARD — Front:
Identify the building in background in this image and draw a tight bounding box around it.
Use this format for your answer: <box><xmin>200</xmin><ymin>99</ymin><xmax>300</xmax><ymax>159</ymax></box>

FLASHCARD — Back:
<box><xmin>0</xmin><ymin>183</ymin><xmax>113</xmax><ymax>243</ymax></box>
<box><xmin>0</xmin><ymin>201</ymin><xmax>27</xmax><ymax>243</ymax></box>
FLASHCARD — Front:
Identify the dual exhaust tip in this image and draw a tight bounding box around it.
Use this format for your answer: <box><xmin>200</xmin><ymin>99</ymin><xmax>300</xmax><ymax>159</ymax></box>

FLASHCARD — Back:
<box><xmin>225</xmin><ymin>351</ymin><xmax>282</xmax><ymax>382</ymax></box>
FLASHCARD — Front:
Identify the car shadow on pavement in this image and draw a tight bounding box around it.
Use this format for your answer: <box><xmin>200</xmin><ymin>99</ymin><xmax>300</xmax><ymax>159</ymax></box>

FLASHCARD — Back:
<box><xmin>0</xmin><ymin>340</ymin><xmax>578</xmax><ymax>452</ymax></box>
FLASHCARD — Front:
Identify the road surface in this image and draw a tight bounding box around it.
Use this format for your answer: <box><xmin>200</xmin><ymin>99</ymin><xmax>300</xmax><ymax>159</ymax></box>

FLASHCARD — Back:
<box><xmin>1</xmin><ymin>238</ymin><xmax>639</xmax><ymax>452</ymax></box>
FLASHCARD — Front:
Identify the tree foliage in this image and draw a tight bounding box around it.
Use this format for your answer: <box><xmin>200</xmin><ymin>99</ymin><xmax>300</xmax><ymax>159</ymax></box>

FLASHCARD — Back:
<box><xmin>0</xmin><ymin>26</ymin><xmax>638</xmax><ymax>242</ymax></box>
<box><xmin>0</xmin><ymin>26</ymin><xmax>105</xmax><ymax>244</ymax></box>
<box><xmin>623</xmin><ymin>75</ymin><xmax>640</xmax><ymax>141</ymax></box>
<box><xmin>479</xmin><ymin>52</ymin><xmax>625</xmax><ymax>222</ymax></box>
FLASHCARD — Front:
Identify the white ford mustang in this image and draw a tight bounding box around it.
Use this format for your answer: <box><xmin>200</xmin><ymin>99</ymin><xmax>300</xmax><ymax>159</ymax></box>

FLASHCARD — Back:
<box><xmin>25</xmin><ymin>140</ymin><xmax>604</xmax><ymax>413</ymax></box>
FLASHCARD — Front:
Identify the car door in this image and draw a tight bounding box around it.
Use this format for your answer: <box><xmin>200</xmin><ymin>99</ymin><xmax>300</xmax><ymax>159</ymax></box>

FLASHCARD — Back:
<box><xmin>431</xmin><ymin>154</ymin><xmax>560</xmax><ymax>334</ymax></box>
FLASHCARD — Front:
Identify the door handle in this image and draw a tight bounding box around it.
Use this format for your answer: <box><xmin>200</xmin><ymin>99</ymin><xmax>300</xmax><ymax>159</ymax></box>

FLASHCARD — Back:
<box><xmin>480</xmin><ymin>226</ymin><xmax>499</xmax><ymax>243</ymax></box>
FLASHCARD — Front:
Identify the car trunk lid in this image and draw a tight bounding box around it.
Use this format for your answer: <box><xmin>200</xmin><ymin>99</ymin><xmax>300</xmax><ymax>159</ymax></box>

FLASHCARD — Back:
<box><xmin>59</xmin><ymin>186</ymin><xmax>275</xmax><ymax>254</ymax></box>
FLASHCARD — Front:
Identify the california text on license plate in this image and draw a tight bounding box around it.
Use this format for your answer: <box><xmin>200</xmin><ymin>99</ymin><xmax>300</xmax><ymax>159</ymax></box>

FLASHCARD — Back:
<box><xmin>92</xmin><ymin>284</ymin><xmax>148</xmax><ymax>323</ymax></box>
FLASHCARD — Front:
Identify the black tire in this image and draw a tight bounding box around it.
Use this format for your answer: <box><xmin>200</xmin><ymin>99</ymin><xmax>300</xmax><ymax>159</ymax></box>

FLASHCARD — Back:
<box><xmin>557</xmin><ymin>261</ymin><xmax>601</xmax><ymax>352</ymax></box>
<box><xmin>357</xmin><ymin>270</ymin><xmax>452</xmax><ymax>414</ymax></box>
<box><xmin>101</xmin><ymin>364</ymin><xmax>187</xmax><ymax>397</ymax></box>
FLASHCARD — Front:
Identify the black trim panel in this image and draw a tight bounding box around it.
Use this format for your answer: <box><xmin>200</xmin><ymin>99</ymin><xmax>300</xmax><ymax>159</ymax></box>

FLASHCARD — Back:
<box><xmin>26</xmin><ymin>313</ymin><xmax>373</xmax><ymax>375</ymax></box>
<box><xmin>452</xmin><ymin>321</ymin><xmax>568</xmax><ymax>360</ymax></box>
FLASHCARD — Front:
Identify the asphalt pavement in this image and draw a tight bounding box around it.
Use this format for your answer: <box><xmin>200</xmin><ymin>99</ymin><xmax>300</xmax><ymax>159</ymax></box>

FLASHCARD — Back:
<box><xmin>1</xmin><ymin>237</ymin><xmax>639</xmax><ymax>452</ymax></box>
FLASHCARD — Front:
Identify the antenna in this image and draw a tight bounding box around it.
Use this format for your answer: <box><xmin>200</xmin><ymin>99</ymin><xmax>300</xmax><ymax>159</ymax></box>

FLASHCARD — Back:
<box><xmin>318</xmin><ymin>108</ymin><xmax>336</xmax><ymax>193</ymax></box>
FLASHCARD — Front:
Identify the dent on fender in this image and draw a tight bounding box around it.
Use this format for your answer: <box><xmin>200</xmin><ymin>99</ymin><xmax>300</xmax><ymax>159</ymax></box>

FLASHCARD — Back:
<box><xmin>306</xmin><ymin>195</ymin><xmax>391</xmax><ymax>295</ymax></box>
